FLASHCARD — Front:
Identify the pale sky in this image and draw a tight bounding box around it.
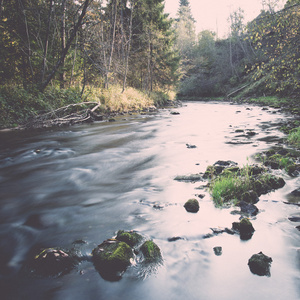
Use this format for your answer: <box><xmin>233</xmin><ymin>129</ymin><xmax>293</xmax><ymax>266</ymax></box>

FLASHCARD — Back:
<box><xmin>164</xmin><ymin>0</ymin><xmax>286</xmax><ymax>38</ymax></box>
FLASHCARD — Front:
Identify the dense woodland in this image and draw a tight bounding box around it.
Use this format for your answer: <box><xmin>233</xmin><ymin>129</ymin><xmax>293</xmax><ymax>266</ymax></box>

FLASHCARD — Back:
<box><xmin>176</xmin><ymin>0</ymin><xmax>300</xmax><ymax>98</ymax></box>
<box><xmin>0</xmin><ymin>0</ymin><xmax>299</xmax><ymax>128</ymax></box>
<box><xmin>0</xmin><ymin>0</ymin><xmax>179</xmax><ymax>92</ymax></box>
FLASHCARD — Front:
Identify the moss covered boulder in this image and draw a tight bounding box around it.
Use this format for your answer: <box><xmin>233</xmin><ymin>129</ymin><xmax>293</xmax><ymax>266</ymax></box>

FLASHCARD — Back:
<box><xmin>116</xmin><ymin>230</ymin><xmax>143</xmax><ymax>248</ymax></box>
<box><xmin>248</xmin><ymin>251</ymin><xmax>272</xmax><ymax>276</ymax></box>
<box><xmin>30</xmin><ymin>247</ymin><xmax>78</xmax><ymax>277</ymax></box>
<box><xmin>232</xmin><ymin>218</ymin><xmax>255</xmax><ymax>240</ymax></box>
<box><xmin>184</xmin><ymin>198</ymin><xmax>200</xmax><ymax>213</ymax></box>
<box><xmin>140</xmin><ymin>241</ymin><xmax>162</xmax><ymax>263</ymax></box>
<box><xmin>241</xmin><ymin>190</ymin><xmax>259</xmax><ymax>204</ymax></box>
<box><xmin>92</xmin><ymin>239</ymin><xmax>134</xmax><ymax>280</ymax></box>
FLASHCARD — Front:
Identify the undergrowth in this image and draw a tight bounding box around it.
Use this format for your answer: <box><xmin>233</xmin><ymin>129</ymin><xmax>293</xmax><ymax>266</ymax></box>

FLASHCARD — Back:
<box><xmin>0</xmin><ymin>84</ymin><xmax>173</xmax><ymax>129</ymax></box>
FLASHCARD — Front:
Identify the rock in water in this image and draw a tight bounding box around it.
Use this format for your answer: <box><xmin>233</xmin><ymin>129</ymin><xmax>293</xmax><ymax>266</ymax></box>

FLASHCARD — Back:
<box><xmin>184</xmin><ymin>199</ymin><xmax>200</xmax><ymax>213</ymax></box>
<box><xmin>239</xmin><ymin>201</ymin><xmax>259</xmax><ymax>216</ymax></box>
<box><xmin>116</xmin><ymin>230</ymin><xmax>143</xmax><ymax>248</ymax></box>
<box><xmin>92</xmin><ymin>239</ymin><xmax>133</xmax><ymax>281</ymax></box>
<box><xmin>232</xmin><ymin>218</ymin><xmax>255</xmax><ymax>240</ymax></box>
<box><xmin>30</xmin><ymin>248</ymin><xmax>77</xmax><ymax>277</ymax></box>
<box><xmin>213</xmin><ymin>246</ymin><xmax>222</xmax><ymax>256</ymax></box>
<box><xmin>140</xmin><ymin>241</ymin><xmax>162</xmax><ymax>263</ymax></box>
<box><xmin>248</xmin><ymin>252</ymin><xmax>272</xmax><ymax>276</ymax></box>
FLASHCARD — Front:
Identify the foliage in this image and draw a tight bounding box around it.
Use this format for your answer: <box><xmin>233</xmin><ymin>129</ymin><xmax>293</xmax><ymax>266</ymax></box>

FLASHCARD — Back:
<box><xmin>287</xmin><ymin>127</ymin><xmax>300</xmax><ymax>148</ymax></box>
<box><xmin>245</xmin><ymin>2</ymin><xmax>300</xmax><ymax>96</ymax></box>
<box><xmin>209</xmin><ymin>165</ymin><xmax>252</xmax><ymax>206</ymax></box>
<box><xmin>0</xmin><ymin>83</ymin><xmax>173</xmax><ymax>129</ymax></box>
<box><xmin>209</xmin><ymin>164</ymin><xmax>285</xmax><ymax>207</ymax></box>
<box><xmin>0</xmin><ymin>0</ymin><xmax>179</xmax><ymax>93</ymax></box>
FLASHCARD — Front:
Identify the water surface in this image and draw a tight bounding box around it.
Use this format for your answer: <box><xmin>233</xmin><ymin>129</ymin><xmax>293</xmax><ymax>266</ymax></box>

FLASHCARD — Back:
<box><xmin>0</xmin><ymin>101</ymin><xmax>299</xmax><ymax>300</ymax></box>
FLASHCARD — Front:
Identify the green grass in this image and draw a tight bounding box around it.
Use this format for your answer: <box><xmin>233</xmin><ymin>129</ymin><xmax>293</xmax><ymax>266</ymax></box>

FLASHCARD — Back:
<box><xmin>287</xmin><ymin>127</ymin><xmax>300</xmax><ymax>148</ymax></box>
<box><xmin>0</xmin><ymin>84</ymin><xmax>174</xmax><ymax>129</ymax></box>
<box><xmin>209</xmin><ymin>165</ymin><xmax>252</xmax><ymax>206</ymax></box>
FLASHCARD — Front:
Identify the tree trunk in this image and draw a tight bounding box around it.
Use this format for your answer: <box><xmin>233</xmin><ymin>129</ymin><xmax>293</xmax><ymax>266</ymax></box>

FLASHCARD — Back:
<box><xmin>60</xmin><ymin>0</ymin><xmax>66</xmax><ymax>88</ymax></box>
<box><xmin>122</xmin><ymin>0</ymin><xmax>134</xmax><ymax>93</ymax></box>
<box><xmin>41</xmin><ymin>0</ymin><xmax>53</xmax><ymax>83</ymax></box>
<box><xmin>40</xmin><ymin>0</ymin><xmax>92</xmax><ymax>91</ymax></box>
<box><xmin>105</xmin><ymin>0</ymin><xmax>118</xmax><ymax>89</ymax></box>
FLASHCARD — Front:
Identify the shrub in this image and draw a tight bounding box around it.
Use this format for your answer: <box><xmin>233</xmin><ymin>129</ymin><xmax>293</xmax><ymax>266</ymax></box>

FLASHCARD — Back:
<box><xmin>287</xmin><ymin>127</ymin><xmax>300</xmax><ymax>148</ymax></box>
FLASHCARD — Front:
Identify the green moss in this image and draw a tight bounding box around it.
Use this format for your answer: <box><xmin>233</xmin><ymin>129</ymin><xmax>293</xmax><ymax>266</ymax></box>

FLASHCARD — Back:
<box><xmin>116</xmin><ymin>230</ymin><xmax>143</xmax><ymax>247</ymax></box>
<box><xmin>140</xmin><ymin>241</ymin><xmax>162</xmax><ymax>263</ymax></box>
<box><xmin>92</xmin><ymin>240</ymin><xmax>133</xmax><ymax>272</ymax></box>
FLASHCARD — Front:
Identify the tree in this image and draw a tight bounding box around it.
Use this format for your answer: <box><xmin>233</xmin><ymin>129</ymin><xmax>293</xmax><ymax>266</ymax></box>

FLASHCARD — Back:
<box><xmin>174</xmin><ymin>0</ymin><xmax>196</xmax><ymax>59</ymax></box>
<box><xmin>246</xmin><ymin>1</ymin><xmax>300</xmax><ymax>96</ymax></box>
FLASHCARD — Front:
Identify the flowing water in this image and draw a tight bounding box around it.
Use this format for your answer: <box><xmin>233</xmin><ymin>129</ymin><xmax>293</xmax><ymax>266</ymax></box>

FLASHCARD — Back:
<box><xmin>0</xmin><ymin>101</ymin><xmax>299</xmax><ymax>300</ymax></box>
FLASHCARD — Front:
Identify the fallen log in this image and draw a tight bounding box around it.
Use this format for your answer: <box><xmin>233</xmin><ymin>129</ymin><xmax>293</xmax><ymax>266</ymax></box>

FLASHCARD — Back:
<box><xmin>23</xmin><ymin>102</ymin><xmax>103</xmax><ymax>129</ymax></box>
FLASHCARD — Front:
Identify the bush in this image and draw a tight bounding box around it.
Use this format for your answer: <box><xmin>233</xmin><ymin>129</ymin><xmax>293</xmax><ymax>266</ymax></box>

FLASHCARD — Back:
<box><xmin>287</xmin><ymin>127</ymin><xmax>300</xmax><ymax>148</ymax></box>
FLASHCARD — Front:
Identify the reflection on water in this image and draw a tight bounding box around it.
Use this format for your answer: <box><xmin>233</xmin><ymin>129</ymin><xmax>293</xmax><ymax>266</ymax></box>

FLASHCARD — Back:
<box><xmin>0</xmin><ymin>101</ymin><xmax>299</xmax><ymax>300</ymax></box>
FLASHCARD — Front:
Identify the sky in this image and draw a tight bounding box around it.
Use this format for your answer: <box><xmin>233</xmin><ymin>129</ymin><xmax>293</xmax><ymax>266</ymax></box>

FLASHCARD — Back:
<box><xmin>164</xmin><ymin>0</ymin><xmax>286</xmax><ymax>38</ymax></box>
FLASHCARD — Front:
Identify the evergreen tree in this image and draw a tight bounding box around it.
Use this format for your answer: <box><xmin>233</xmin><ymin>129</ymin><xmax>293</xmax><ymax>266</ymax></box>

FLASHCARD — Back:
<box><xmin>175</xmin><ymin>0</ymin><xmax>196</xmax><ymax>59</ymax></box>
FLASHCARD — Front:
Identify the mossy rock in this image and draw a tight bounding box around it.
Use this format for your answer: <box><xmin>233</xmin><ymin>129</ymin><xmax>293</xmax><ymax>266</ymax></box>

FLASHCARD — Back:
<box><xmin>92</xmin><ymin>239</ymin><xmax>133</xmax><ymax>280</ymax></box>
<box><xmin>248</xmin><ymin>251</ymin><xmax>272</xmax><ymax>276</ymax></box>
<box><xmin>174</xmin><ymin>174</ymin><xmax>203</xmax><ymax>181</ymax></box>
<box><xmin>232</xmin><ymin>218</ymin><xmax>255</xmax><ymax>240</ymax></box>
<box><xmin>240</xmin><ymin>190</ymin><xmax>259</xmax><ymax>204</ymax></box>
<box><xmin>253</xmin><ymin>174</ymin><xmax>285</xmax><ymax>195</ymax></box>
<box><xmin>184</xmin><ymin>198</ymin><xmax>200</xmax><ymax>213</ymax></box>
<box><xmin>203</xmin><ymin>165</ymin><xmax>217</xmax><ymax>179</ymax></box>
<box><xmin>267</xmin><ymin>175</ymin><xmax>285</xmax><ymax>189</ymax></box>
<box><xmin>30</xmin><ymin>247</ymin><xmax>78</xmax><ymax>277</ymax></box>
<box><xmin>116</xmin><ymin>230</ymin><xmax>143</xmax><ymax>248</ymax></box>
<box><xmin>140</xmin><ymin>241</ymin><xmax>162</xmax><ymax>263</ymax></box>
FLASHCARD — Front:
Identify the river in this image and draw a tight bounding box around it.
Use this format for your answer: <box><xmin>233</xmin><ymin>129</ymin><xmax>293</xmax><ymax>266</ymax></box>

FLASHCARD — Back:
<box><xmin>0</xmin><ymin>101</ymin><xmax>299</xmax><ymax>300</ymax></box>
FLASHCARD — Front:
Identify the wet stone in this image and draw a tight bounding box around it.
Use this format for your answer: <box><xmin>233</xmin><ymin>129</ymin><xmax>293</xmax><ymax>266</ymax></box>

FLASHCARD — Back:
<box><xmin>288</xmin><ymin>216</ymin><xmax>300</xmax><ymax>222</ymax></box>
<box><xmin>92</xmin><ymin>239</ymin><xmax>134</xmax><ymax>281</ymax></box>
<box><xmin>248</xmin><ymin>252</ymin><xmax>272</xmax><ymax>276</ymax></box>
<box><xmin>184</xmin><ymin>199</ymin><xmax>200</xmax><ymax>213</ymax></box>
<box><xmin>239</xmin><ymin>201</ymin><xmax>259</xmax><ymax>216</ymax></box>
<box><xmin>29</xmin><ymin>248</ymin><xmax>78</xmax><ymax>277</ymax></box>
<box><xmin>241</xmin><ymin>190</ymin><xmax>259</xmax><ymax>204</ymax></box>
<box><xmin>232</xmin><ymin>218</ymin><xmax>255</xmax><ymax>240</ymax></box>
<box><xmin>291</xmin><ymin>188</ymin><xmax>300</xmax><ymax>197</ymax></box>
<box><xmin>168</xmin><ymin>236</ymin><xmax>183</xmax><ymax>242</ymax></box>
<box><xmin>140</xmin><ymin>241</ymin><xmax>162</xmax><ymax>263</ymax></box>
<box><xmin>116</xmin><ymin>230</ymin><xmax>143</xmax><ymax>248</ymax></box>
<box><xmin>213</xmin><ymin>246</ymin><xmax>222</xmax><ymax>256</ymax></box>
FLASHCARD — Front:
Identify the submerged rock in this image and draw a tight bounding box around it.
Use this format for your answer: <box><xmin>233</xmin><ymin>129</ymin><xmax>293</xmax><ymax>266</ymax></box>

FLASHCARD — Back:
<box><xmin>174</xmin><ymin>174</ymin><xmax>203</xmax><ymax>182</ymax></box>
<box><xmin>239</xmin><ymin>201</ymin><xmax>259</xmax><ymax>216</ymax></box>
<box><xmin>30</xmin><ymin>247</ymin><xmax>78</xmax><ymax>277</ymax></box>
<box><xmin>232</xmin><ymin>218</ymin><xmax>255</xmax><ymax>240</ymax></box>
<box><xmin>291</xmin><ymin>188</ymin><xmax>300</xmax><ymax>197</ymax></box>
<box><xmin>186</xmin><ymin>143</ymin><xmax>197</xmax><ymax>149</ymax></box>
<box><xmin>167</xmin><ymin>236</ymin><xmax>184</xmax><ymax>242</ymax></box>
<box><xmin>92</xmin><ymin>239</ymin><xmax>133</xmax><ymax>281</ymax></box>
<box><xmin>184</xmin><ymin>198</ymin><xmax>200</xmax><ymax>213</ymax></box>
<box><xmin>248</xmin><ymin>252</ymin><xmax>272</xmax><ymax>276</ymax></box>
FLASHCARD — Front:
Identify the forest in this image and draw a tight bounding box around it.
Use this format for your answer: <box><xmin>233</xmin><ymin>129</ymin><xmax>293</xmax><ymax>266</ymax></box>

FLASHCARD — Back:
<box><xmin>0</xmin><ymin>0</ymin><xmax>299</xmax><ymax>128</ymax></box>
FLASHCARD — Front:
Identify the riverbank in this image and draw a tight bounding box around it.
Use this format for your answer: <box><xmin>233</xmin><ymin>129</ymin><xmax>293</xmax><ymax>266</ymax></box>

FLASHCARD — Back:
<box><xmin>0</xmin><ymin>85</ymin><xmax>176</xmax><ymax>130</ymax></box>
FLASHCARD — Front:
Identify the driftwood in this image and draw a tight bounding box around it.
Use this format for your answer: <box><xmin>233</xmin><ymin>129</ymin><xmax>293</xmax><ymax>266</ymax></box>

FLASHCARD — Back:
<box><xmin>24</xmin><ymin>102</ymin><xmax>103</xmax><ymax>129</ymax></box>
<box><xmin>227</xmin><ymin>84</ymin><xmax>250</xmax><ymax>98</ymax></box>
